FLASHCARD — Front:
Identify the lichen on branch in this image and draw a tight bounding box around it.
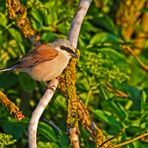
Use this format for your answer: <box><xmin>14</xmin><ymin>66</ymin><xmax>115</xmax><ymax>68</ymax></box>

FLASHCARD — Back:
<box><xmin>6</xmin><ymin>0</ymin><xmax>38</xmax><ymax>40</ymax></box>
<box><xmin>0</xmin><ymin>91</ymin><xmax>25</xmax><ymax>120</ymax></box>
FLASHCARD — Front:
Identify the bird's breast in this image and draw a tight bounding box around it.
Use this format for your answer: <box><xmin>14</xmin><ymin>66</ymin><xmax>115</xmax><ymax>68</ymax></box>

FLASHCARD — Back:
<box><xmin>24</xmin><ymin>52</ymin><xmax>70</xmax><ymax>81</ymax></box>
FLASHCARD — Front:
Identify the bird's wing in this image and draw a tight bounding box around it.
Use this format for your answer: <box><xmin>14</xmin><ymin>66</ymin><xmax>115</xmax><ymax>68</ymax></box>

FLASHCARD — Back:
<box><xmin>17</xmin><ymin>44</ymin><xmax>58</xmax><ymax>68</ymax></box>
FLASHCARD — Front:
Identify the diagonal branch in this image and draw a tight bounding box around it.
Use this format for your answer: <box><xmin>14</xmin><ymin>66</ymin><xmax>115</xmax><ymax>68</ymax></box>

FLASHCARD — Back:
<box><xmin>124</xmin><ymin>46</ymin><xmax>148</xmax><ymax>72</ymax></box>
<box><xmin>28</xmin><ymin>79</ymin><xmax>59</xmax><ymax>148</ymax></box>
<box><xmin>114</xmin><ymin>132</ymin><xmax>148</xmax><ymax>148</ymax></box>
<box><xmin>68</xmin><ymin>0</ymin><xmax>92</xmax><ymax>47</ymax></box>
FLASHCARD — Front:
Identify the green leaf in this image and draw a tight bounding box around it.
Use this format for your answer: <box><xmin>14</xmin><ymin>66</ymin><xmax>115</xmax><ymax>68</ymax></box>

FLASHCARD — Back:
<box><xmin>0</xmin><ymin>73</ymin><xmax>18</xmax><ymax>89</ymax></box>
<box><xmin>126</xmin><ymin>126</ymin><xmax>143</xmax><ymax>135</ymax></box>
<box><xmin>2</xmin><ymin>123</ymin><xmax>24</xmax><ymax>140</ymax></box>
<box><xmin>0</xmin><ymin>118</ymin><xmax>57</xmax><ymax>142</ymax></box>
<box><xmin>93</xmin><ymin>109</ymin><xmax>123</xmax><ymax>130</ymax></box>
<box><xmin>92</xmin><ymin>15</ymin><xmax>118</xmax><ymax>34</ymax></box>
<box><xmin>90</xmin><ymin>32</ymin><xmax>119</xmax><ymax>45</ymax></box>
<box><xmin>58</xmin><ymin>132</ymin><xmax>70</xmax><ymax>148</ymax></box>
<box><xmin>31</xmin><ymin>9</ymin><xmax>43</xmax><ymax>25</ymax></box>
<box><xmin>8</xmin><ymin>28</ymin><xmax>22</xmax><ymax>43</ymax></box>
<box><xmin>41</xmin><ymin>31</ymin><xmax>56</xmax><ymax>42</ymax></box>
<box><xmin>97</xmin><ymin>47</ymin><xmax>126</xmax><ymax>61</ymax></box>
<box><xmin>0</xmin><ymin>13</ymin><xmax>7</xmax><ymax>27</ymax></box>
<box><xmin>141</xmin><ymin>8</ymin><xmax>148</xmax><ymax>12</ymax></box>
<box><xmin>0</xmin><ymin>133</ymin><xmax>16</xmax><ymax>146</ymax></box>
<box><xmin>104</xmin><ymin>101</ymin><xmax>128</xmax><ymax>120</ymax></box>
<box><xmin>37</xmin><ymin>141</ymin><xmax>59</xmax><ymax>148</ymax></box>
<box><xmin>38</xmin><ymin>121</ymin><xmax>57</xmax><ymax>142</ymax></box>
<box><xmin>133</xmin><ymin>140</ymin><xmax>148</xmax><ymax>148</ymax></box>
<box><xmin>57</xmin><ymin>22</ymin><xmax>68</xmax><ymax>34</ymax></box>
<box><xmin>18</xmin><ymin>73</ymin><xmax>36</xmax><ymax>93</ymax></box>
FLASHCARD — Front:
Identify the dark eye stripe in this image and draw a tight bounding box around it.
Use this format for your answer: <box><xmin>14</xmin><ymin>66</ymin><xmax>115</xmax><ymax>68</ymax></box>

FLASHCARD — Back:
<box><xmin>60</xmin><ymin>45</ymin><xmax>73</xmax><ymax>53</ymax></box>
<box><xmin>60</xmin><ymin>45</ymin><xmax>78</xmax><ymax>58</ymax></box>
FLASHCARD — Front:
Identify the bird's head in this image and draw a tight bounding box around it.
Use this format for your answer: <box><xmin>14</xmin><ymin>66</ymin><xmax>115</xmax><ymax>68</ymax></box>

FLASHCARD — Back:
<box><xmin>52</xmin><ymin>39</ymin><xmax>78</xmax><ymax>58</ymax></box>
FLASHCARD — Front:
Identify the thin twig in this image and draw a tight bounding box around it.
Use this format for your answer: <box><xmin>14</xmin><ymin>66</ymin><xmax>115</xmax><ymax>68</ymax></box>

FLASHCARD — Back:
<box><xmin>100</xmin><ymin>128</ymin><xmax>125</xmax><ymax>147</ymax></box>
<box><xmin>123</xmin><ymin>46</ymin><xmax>148</xmax><ymax>72</ymax></box>
<box><xmin>28</xmin><ymin>79</ymin><xmax>59</xmax><ymax>148</ymax></box>
<box><xmin>106</xmin><ymin>83</ymin><xmax>129</xmax><ymax>98</ymax></box>
<box><xmin>114</xmin><ymin>132</ymin><xmax>148</xmax><ymax>148</ymax></box>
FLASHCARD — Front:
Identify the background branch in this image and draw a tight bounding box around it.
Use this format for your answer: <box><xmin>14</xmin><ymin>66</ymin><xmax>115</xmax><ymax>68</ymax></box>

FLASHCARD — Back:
<box><xmin>6</xmin><ymin>0</ymin><xmax>40</xmax><ymax>46</ymax></box>
<box><xmin>114</xmin><ymin>132</ymin><xmax>148</xmax><ymax>148</ymax></box>
<box><xmin>0</xmin><ymin>91</ymin><xmax>25</xmax><ymax>120</ymax></box>
<box><xmin>123</xmin><ymin>46</ymin><xmax>148</xmax><ymax>72</ymax></box>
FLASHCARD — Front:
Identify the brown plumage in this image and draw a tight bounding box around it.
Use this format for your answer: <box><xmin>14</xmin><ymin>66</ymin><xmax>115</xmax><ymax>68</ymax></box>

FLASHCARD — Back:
<box><xmin>17</xmin><ymin>44</ymin><xmax>58</xmax><ymax>69</ymax></box>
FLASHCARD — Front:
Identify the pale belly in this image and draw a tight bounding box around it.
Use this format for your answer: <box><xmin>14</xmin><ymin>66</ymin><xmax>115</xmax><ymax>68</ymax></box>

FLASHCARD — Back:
<box><xmin>23</xmin><ymin>53</ymin><xmax>70</xmax><ymax>81</ymax></box>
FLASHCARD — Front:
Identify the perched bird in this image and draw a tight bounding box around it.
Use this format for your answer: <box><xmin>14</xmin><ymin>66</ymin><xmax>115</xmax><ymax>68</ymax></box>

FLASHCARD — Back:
<box><xmin>0</xmin><ymin>39</ymin><xmax>77</xmax><ymax>81</ymax></box>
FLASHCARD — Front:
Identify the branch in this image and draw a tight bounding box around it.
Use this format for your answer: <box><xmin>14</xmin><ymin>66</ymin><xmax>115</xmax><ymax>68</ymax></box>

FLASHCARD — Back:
<box><xmin>77</xmin><ymin>98</ymin><xmax>111</xmax><ymax>147</ymax></box>
<box><xmin>69</xmin><ymin>127</ymin><xmax>80</xmax><ymax>148</ymax></box>
<box><xmin>6</xmin><ymin>0</ymin><xmax>40</xmax><ymax>46</ymax></box>
<box><xmin>60</xmin><ymin>57</ymin><xmax>80</xmax><ymax>148</ymax></box>
<box><xmin>67</xmin><ymin>1</ymin><xmax>92</xmax><ymax>147</ymax></box>
<box><xmin>61</xmin><ymin>1</ymin><xmax>111</xmax><ymax>147</ymax></box>
<box><xmin>124</xmin><ymin>46</ymin><xmax>148</xmax><ymax>72</ymax></box>
<box><xmin>68</xmin><ymin>0</ymin><xmax>92</xmax><ymax>48</ymax></box>
<box><xmin>115</xmin><ymin>0</ymin><xmax>146</xmax><ymax>40</ymax></box>
<box><xmin>28</xmin><ymin>0</ymin><xmax>92</xmax><ymax>148</ymax></box>
<box><xmin>114</xmin><ymin>132</ymin><xmax>148</xmax><ymax>148</ymax></box>
<box><xmin>28</xmin><ymin>79</ymin><xmax>59</xmax><ymax>148</ymax></box>
<box><xmin>0</xmin><ymin>91</ymin><xmax>25</xmax><ymax>120</ymax></box>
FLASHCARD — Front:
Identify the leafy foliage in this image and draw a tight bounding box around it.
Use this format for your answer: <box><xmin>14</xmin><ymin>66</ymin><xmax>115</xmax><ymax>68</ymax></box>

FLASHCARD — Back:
<box><xmin>0</xmin><ymin>133</ymin><xmax>16</xmax><ymax>147</ymax></box>
<box><xmin>0</xmin><ymin>0</ymin><xmax>148</xmax><ymax>147</ymax></box>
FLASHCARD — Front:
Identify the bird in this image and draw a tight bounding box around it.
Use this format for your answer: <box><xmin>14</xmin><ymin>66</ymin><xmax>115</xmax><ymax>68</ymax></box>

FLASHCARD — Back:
<box><xmin>0</xmin><ymin>39</ymin><xmax>78</xmax><ymax>81</ymax></box>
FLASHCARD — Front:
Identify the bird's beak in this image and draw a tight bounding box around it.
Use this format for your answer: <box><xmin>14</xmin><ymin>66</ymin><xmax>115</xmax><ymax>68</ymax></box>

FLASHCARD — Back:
<box><xmin>70</xmin><ymin>50</ymin><xmax>78</xmax><ymax>58</ymax></box>
<box><xmin>60</xmin><ymin>45</ymin><xmax>78</xmax><ymax>58</ymax></box>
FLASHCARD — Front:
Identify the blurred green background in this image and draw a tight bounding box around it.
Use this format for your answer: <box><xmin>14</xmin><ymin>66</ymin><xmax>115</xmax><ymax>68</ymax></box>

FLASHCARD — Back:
<box><xmin>0</xmin><ymin>0</ymin><xmax>148</xmax><ymax>147</ymax></box>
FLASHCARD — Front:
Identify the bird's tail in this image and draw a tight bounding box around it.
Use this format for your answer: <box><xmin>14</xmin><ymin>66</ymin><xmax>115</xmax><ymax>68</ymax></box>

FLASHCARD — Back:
<box><xmin>0</xmin><ymin>64</ymin><xmax>19</xmax><ymax>72</ymax></box>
